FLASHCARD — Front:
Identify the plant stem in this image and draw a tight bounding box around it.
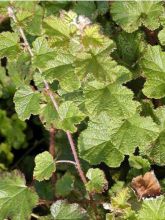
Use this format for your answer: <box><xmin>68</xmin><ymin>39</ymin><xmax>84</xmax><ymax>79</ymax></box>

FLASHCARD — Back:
<box><xmin>7</xmin><ymin>5</ymin><xmax>88</xmax><ymax>186</ymax></box>
<box><xmin>49</xmin><ymin>127</ymin><xmax>56</xmax><ymax>159</ymax></box>
<box><xmin>49</xmin><ymin>126</ymin><xmax>56</xmax><ymax>184</ymax></box>
<box><xmin>56</xmin><ymin>160</ymin><xmax>77</xmax><ymax>166</ymax></box>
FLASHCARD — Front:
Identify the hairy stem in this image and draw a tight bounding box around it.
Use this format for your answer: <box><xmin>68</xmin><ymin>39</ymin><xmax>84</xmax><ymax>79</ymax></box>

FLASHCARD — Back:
<box><xmin>8</xmin><ymin>6</ymin><xmax>88</xmax><ymax>186</ymax></box>
<box><xmin>49</xmin><ymin>127</ymin><xmax>56</xmax><ymax>159</ymax></box>
<box><xmin>49</xmin><ymin>126</ymin><xmax>56</xmax><ymax>184</ymax></box>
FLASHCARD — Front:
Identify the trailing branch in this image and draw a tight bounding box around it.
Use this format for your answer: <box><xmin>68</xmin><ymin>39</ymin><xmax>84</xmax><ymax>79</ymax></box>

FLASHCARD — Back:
<box><xmin>7</xmin><ymin>6</ymin><xmax>88</xmax><ymax>187</ymax></box>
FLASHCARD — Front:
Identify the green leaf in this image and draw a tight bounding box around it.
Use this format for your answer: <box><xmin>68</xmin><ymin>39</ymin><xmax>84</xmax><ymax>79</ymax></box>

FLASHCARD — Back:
<box><xmin>7</xmin><ymin>52</ymin><xmax>31</xmax><ymax>88</ymax></box>
<box><xmin>85</xmin><ymin>168</ymin><xmax>108</xmax><ymax>194</ymax></box>
<box><xmin>81</xmin><ymin>24</ymin><xmax>110</xmax><ymax>49</ymax></box>
<box><xmin>111</xmin><ymin>187</ymin><xmax>131</xmax><ymax>209</ymax></box>
<box><xmin>78</xmin><ymin>113</ymin><xmax>124</xmax><ymax>167</ymax></box>
<box><xmin>42</xmin><ymin>52</ymin><xmax>80</xmax><ymax>92</ymax></box>
<box><xmin>55</xmin><ymin>172</ymin><xmax>74</xmax><ymax>197</ymax></box>
<box><xmin>158</xmin><ymin>28</ymin><xmax>165</xmax><ymax>46</ymax></box>
<box><xmin>40</xmin><ymin>99</ymin><xmax>58</xmax><ymax>129</ymax></box>
<box><xmin>34</xmin><ymin>151</ymin><xmax>56</xmax><ymax>181</ymax></box>
<box><xmin>32</xmin><ymin>36</ymin><xmax>56</xmax><ymax>68</ymax></box>
<box><xmin>78</xmin><ymin>113</ymin><xmax>159</xmax><ymax>167</ymax></box>
<box><xmin>0</xmin><ymin>32</ymin><xmax>20</xmax><ymax>58</ymax></box>
<box><xmin>14</xmin><ymin>85</ymin><xmax>41</xmax><ymax>120</ymax></box>
<box><xmin>34</xmin><ymin>180</ymin><xmax>54</xmax><ymax>200</ymax></box>
<box><xmin>109</xmin><ymin>181</ymin><xmax>125</xmax><ymax>197</ymax></box>
<box><xmin>50</xmin><ymin>200</ymin><xmax>88</xmax><ymax>220</ymax></box>
<box><xmin>0</xmin><ymin>170</ymin><xmax>38</xmax><ymax>220</ymax></box>
<box><xmin>141</xmin><ymin>45</ymin><xmax>165</xmax><ymax>98</ymax></box>
<box><xmin>114</xmin><ymin>31</ymin><xmax>145</xmax><ymax>68</ymax></box>
<box><xmin>137</xmin><ymin>196</ymin><xmax>165</xmax><ymax>220</ymax></box>
<box><xmin>146</xmin><ymin>107</ymin><xmax>165</xmax><ymax>165</ymax></box>
<box><xmin>72</xmin><ymin>2</ymin><xmax>96</xmax><ymax>19</ymax></box>
<box><xmin>12</xmin><ymin>2</ymin><xmax>43</xmax><ymax>36</ymax></box>
<box><xmin>56</xmin><ymin>101</ymin><xmax>85</xmax><ymax>133</ymax></box>
<box><xmin>128</xmin><ymin>155</ymin><xmax>150</xmax><ymax>171</ymax></box>
<box><xmin>43</xmin><ymin>16</ymin><xmax>70</xmax><ymax>44</ymax></box>
<box><xmin>75</xmin><ymin>49</ymin><xmax>131</xmax><ymax>84</ymax></box>
<box><xmin>84</xmin><ymin>81</ymin><xmax>139</xmax><ymax>118</ymax></box>
<box><xmin>111</xmin><ymin>1</ymin><xmax>164</xmax><ymax>33</ymax></box>
<box><xmin>26</xmin><ymin>5</ymin><xmax>43</xmax><ymax>36</ymax></box>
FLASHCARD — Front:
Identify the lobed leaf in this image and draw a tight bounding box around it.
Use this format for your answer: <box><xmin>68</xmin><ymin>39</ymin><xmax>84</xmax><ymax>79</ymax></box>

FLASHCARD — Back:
<box><xmin>146</xmin><ymin>107</ymin><xmax>165</xmax><ymax>165</ymax></box>
<box><xmin>111</xmin><ymin>1</ymin><xmax>164</xmax><ymax>33</ymax></box>
<box><xmin>78</xmin><ymin>112</ymin><xmax>159</xmax><ymax>167</ymax></box>
<box><xmin>0</xmin><ymin>32</ymin><xmax>20</xmax><ymax>59</ymax></box>
<box><xmin>85</xmin><ymin>168</ymin><xmax>108</xmax><ymax>194</ymax></box>
<box><xmin>56</xmin><ymin>101</ymin><xmax>85</xmax><ymax>133</ymax></box>
<box><xmin>0</xmin><ymin>170</ymin><xmax>38</xmax><ymax>220</ymax></box>
<box><xmin>55</xmin><ymin>172</ymin><xmax>75</xmax><ymax>197</ymax></box>
<box><xmin>42</xmin><ymin>52</ymin><xmax>80</xmax><ymax>92</ymax></box>
<box><xmin>137</xmin><ymin>196</ymin><xmax>165</xmax><ymax>220</ymax></box>
<box><xmin>14</xmin><ymin>85</ymin><xmax>41</xmax><ymax>120</ymax></box>
<box><xmin>84</xmin><ymin>81</ymin><xmax>139</xmax><ymax>118</ymax></box>
<box><xmin>50</xmin><ymin>200</ymin><xmax>88</xmax><ymax>220</ymax></box>
<box><xmin>141</xmin><ymin>45</ymin><xmax>165</xmax><ymax>99</ymax></box>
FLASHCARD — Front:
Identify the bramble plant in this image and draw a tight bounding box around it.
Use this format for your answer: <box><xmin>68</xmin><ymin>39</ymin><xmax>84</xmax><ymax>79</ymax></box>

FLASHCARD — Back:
<box><xmin>0</xmin><ymin>1</ymin><xmax>165</xmax><ymax>220</ymax></box>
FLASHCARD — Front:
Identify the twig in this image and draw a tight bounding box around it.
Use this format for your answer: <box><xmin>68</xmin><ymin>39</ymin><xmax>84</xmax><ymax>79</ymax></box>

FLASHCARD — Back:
<box><xmin>8</xmin><ymin>8</ymin><xmax>100</xmax><ymax>219</ymax></box>
<box><xmin>7</xmin><ymin>6</ymin><xmax>88</xmax><ymax>187</ymax></box>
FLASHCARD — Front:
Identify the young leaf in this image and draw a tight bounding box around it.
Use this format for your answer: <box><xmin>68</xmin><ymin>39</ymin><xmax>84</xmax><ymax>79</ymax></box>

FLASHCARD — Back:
<box><xmin>81</xmin><ymin>24</ymin><xmax>111</xmax><ymax>49</ymax></box>
<box><xmin>141</xmin><ymin>45</ymin><xmax>165</xmax><ymax>98</ymax></box>
<box><xmin>78</xmin><ymin>113</ymin><xmax>159</xmax><ymax>167</ymax></box>
<box><xmin>129</xmin><ymin>155</ymin><xmax>150</xmax><ymax>172</ymax></box>
<box><xmin>34</xmin><ymin>151</ymin><xmax>56</xmax><ymax>181</ymax></box>
<box><xmin>137</xmin><ymin>195</ymin><xmax>165</xmax><ymax>220</ymax></box>
<box><xmin>14</xmin><ymin>85</ymin><xmax>41</xmax><ymax>120</ymax></box>
<box><xmin>111</xmin><ymin>187</ymin><xmax>131</xmax><ymax>209</ymax></box>
<box><xmin>0</xmin><ymin>170</ymin><xmax>38</xmax><ymax>220</ymax></box>
<box><xmin>0</xmin><ymin>32</ymin><xmax>20</xmax><ymax>58</ymax></box>
<box><xmin>111</xmin><ymin>1</ymin><xmax>164</xmax><ymax>33</ymax></box>
<box><xmin>56</xmin><ymin>101</ymin><xmax>85</xmax><ymax>133</ymax></box>
<box><xmin>55</xmin><ymin>172</ymin><xmax>75</xmax><ymax>197</ymax></box>
<box><xmin>85</xmin><ymin>168</ymin><xmax>108</xmax><ymax>194</ymax></box>
<box><xmin>50</xmin><ymin>200</ymin><xmax>88</xmax><ymax>220</ymax></box>
<box><xmin>84</xmin><ymin>81</ymin><xmax>139</xmax><ymax>118</ymax></box>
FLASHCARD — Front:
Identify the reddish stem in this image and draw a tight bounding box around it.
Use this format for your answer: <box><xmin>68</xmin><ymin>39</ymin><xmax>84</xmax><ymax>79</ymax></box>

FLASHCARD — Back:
<box><xmin>49</xmin><ymin>127</ymin><xmax>56</xmax><ymax>158</ymax></box>
<box><xmin>49</xmin><ymin>126</ymin><xmax>56</xmax><ymax>184</ymax></box>
<box><xmin>7</xmin><ymin>5</ymin><xmax>88</xmax><ymax>188</ymax></box>
<box><xmin>66</xmin><ymin>131</ymin><xmax>87</xmax><ymax>184</ymax></box>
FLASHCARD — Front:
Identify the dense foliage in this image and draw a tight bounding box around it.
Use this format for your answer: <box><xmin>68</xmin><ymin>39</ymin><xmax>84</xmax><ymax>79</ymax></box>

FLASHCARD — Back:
<box><xmin>0</xmin><ymin>1</ymin><xmax>165</xmax><ymax>219</ymax></box>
